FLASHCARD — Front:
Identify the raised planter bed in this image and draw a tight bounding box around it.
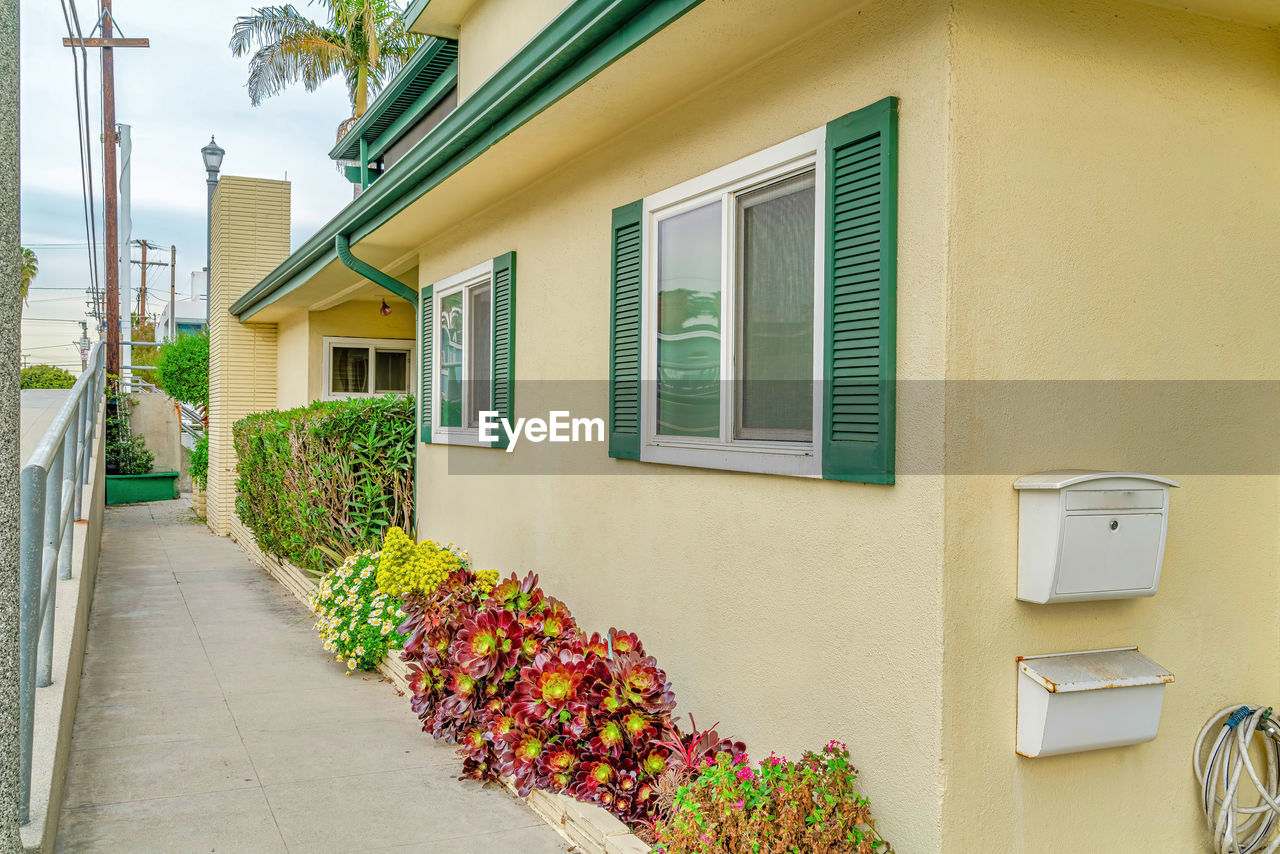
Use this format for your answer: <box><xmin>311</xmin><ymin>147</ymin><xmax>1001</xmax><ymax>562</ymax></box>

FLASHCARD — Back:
<box><xmin>227</xmin><ymin>528</ymin><xmax>651</xmax><ymax>854</ymax></box>
<box><xmin>105</xmin><ymin>471</ymin><xmax>179</xmax><ymax>505</ymax></box>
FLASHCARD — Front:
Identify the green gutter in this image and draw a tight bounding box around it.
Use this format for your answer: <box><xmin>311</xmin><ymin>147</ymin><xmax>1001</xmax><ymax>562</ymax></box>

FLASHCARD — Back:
<box><xmin>230</xmin><ymin>0</ymin><xmax>706</xmax><ymax>320</ymax></box>
<box><xmin>334</xmin><ymin>234</ymin><xmax>418</xmax><ymax>306</ymax></box>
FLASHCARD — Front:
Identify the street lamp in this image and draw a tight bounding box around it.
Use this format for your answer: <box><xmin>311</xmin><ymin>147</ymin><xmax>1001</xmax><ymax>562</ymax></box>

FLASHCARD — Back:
<box><xmin>201</xmin><ymin>135</ymin><xmax>225</xmax><ymax>280</ymax></box>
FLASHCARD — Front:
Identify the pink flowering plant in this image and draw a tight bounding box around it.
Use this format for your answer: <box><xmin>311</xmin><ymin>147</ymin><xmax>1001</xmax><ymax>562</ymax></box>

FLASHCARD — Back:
<box><xmin>652</xmin><ymin>741</ymin><xmax>891</xmax><ymax>854</ymax></box>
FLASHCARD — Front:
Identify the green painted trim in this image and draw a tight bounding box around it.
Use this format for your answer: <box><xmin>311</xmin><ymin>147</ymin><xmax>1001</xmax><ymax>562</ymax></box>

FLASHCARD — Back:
<box><xmin>403</xmin><ymin>0</ymin><xmax>432</xmax><ymax>29</ymax></box>
<box><xmin>821</xmin><ymin>96</ymin><xmax>897</xmax><ymax>485</ymax></box>
<box><xmin>491</xmin><ymin>252</ymin><xmax>516</xmax><ymax>450</ymax></box>
<box><xmin>329</xmin><ymin>37</ymin><xmax>458</xmax><ymax>161</ymax></box>
<box><xmin>359</xmin><ymin>138</ymin><xmax>369</xmax><ymax>189</ymax></box>
<box><xmin>231</xmin><ymin>0</ymin><xmax>706</xmax><ymax>320</ymax></box>
<box><xmin>608</xmin><ymin>200</ymin><xmax>643</xmax><ymax>461</ymax></box>
<box><xmin>419</xmin><ymin>285</ymin><xmax>433</xmax><ymax>443</ymax></box>
<box><xmin>334</xmin><ymin>234</ymin><xmax>418</xmax><ymax>306</ymax></box>
<box><xmin>368</xmin><ymin>64</ymin><xmax>457</xmax><ymax>162</ymax></box>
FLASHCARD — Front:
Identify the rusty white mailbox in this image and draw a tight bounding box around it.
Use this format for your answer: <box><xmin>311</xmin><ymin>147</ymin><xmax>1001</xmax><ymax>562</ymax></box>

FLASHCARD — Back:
<box><xmin>1017</xmin><ymin>646</ymin><xmax>1174</xmax><ymax>758</ymax></box>
<box><xmin>1013</xmin><ymin>471</ymin><xmax>1179</xmax><ymax>604</ymax></box>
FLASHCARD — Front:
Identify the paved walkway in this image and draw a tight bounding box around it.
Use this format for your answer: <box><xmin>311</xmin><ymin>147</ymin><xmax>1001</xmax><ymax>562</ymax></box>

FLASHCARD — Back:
<box><xmin>59</xmin><ymin>500</ymin><xmax>572</xmax><ymax>853</ymax></box>
<box><xmin>21</xmin><ymin>388</ymin><xmax>72</xmax><ymax>464</ymax></box>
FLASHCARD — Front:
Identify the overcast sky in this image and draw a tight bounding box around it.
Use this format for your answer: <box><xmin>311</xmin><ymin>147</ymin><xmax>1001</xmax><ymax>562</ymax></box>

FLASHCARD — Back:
<box><xmin>20</xmin><ymin>0</ymin><xmax>358</xmax><ymax>372</ymax></box>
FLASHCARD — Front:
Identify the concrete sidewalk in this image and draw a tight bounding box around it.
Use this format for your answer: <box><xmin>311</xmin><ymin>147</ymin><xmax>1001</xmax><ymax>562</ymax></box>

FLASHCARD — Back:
<box><xmin>58</xmin><ymin>500</ymin><xmax>572</xmax><ymax>853</ymax></box>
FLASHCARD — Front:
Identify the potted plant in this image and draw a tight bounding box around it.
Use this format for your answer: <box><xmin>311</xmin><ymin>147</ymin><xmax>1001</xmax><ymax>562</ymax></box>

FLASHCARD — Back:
<box><xmin>104</xmin><ymin>388</ymin><xmax>179</xmax><ymax>504</ymax></box>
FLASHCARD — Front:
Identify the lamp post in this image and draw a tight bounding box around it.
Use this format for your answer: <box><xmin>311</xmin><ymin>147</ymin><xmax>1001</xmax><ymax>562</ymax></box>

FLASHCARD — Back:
<box><xmin>201</xmin><ymin>135</ymin><xmax>224</xmax><ymax>280</ymax></box>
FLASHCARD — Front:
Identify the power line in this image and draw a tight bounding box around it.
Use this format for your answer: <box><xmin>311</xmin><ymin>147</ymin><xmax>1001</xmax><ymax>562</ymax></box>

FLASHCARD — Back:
<box><xmin>59</xmin><ymin>0</ymin><xmax>103</xmax><ymax>329</ymax></box>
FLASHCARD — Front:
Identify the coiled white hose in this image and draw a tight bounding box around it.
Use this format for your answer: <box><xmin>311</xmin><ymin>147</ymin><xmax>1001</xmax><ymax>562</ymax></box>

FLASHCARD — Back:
<box><xmin>1195</xmin><ymin>705</ymin><xmax>1280</xmax><ymax>854</ymax></box>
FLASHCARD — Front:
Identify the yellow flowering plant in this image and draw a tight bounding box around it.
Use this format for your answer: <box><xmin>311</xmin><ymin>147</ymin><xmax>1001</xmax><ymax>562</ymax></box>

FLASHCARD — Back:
<box><xmin>375</xmin><ymin>526</ymin><xmax>472</xmax><ymax>599</ymax></box>
<box><xmin>311</xmin><ymin>550</ymin><xmax>407</xmax><ymax>673</ymax></box>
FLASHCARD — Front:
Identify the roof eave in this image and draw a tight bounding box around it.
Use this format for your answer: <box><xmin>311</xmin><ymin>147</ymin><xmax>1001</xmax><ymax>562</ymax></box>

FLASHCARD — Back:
<box><xmin>231</xmin><ymin>0</ymin><xmax>708</xmax><ymax>321</ymax></box>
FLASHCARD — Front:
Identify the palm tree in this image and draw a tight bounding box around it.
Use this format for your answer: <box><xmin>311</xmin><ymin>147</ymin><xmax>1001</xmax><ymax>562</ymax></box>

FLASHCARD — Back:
<box><xmin>230</xmin><ymin>1</ymin><xmax>424</xmax><ymax>139</ymax></box>
<box><xmin>19</xmin><ymin>246</ymin><xmax>37</xmax><ymax>320</ymax></box>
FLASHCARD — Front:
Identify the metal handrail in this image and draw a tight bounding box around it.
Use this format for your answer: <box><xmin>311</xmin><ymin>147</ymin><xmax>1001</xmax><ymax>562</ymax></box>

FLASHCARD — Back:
<box><xmin>19</xmin><ymin>340</ymin><xmax>105</xmax><ymax>825</ymax></box>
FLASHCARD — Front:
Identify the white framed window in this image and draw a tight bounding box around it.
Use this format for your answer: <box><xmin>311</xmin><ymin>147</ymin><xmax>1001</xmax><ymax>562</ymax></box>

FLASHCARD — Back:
<box><xmin>322</xmin><ymin>336</ymin><xmax>414</xmax><ymax>400</ymax></box>
<box><xmin>431</xmin><ymin>259</ymin><xmax>494</xmax><ymax>446</ymax></box>
<box><xmin>640</xmin><ymin>128</ymin><xmax>826</xmax><ymax>477</ymax></box>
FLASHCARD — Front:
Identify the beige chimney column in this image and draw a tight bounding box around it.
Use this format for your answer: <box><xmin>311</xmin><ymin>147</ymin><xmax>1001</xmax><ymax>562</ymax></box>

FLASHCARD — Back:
<box><xmin>205</xmin><ymin>176</ymin><xmax>288</xmax><ymax>536</ymax></box>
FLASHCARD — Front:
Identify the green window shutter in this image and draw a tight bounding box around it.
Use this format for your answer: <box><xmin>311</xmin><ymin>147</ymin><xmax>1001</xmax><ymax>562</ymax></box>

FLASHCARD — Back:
<box><xmin>822</xmin><ymin>96</ymin><xmax>898</xmax><ymax>484</ymax></box>
<box><xmin>419</xmin><ymin>284</ymin><xmax>433</xmax><ymax>444</ymax></box>
<box><xmin>609</xmin><ymin>200</ymin><xmax>643</xmax><ymax>460</ymax></box>
<box><xmin>491</xmin><ymin>252</ymin><xmax>516</xmax><ymax>449</ymax></box>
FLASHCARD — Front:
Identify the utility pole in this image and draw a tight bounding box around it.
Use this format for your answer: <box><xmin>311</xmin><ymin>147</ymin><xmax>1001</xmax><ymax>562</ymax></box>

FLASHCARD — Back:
<box><xmin>128</xmin><ymin>239</ymin><xmax>168</xmax><ymax>342</ymax></box>
<box><xmin>76</xmin><ymin>322</ymin><xmax>90</xmax><ymax>372</ymax></box>
<box><xmin>63</xmin><ymin>2</ymin><xmax>149</xmax><ymax>381</ymax></box>
<box><xmin>136</xmin><ymin>239</ymin><xmax>146</xmax><ymax>317</ymax></box>
<box><xmin>169</xmin><ymin>245</ymin><xmax>176</xmax><ymax>341</ymax></box>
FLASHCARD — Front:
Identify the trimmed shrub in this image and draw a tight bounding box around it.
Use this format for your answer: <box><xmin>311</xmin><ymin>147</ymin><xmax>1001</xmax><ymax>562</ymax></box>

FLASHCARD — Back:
<box><xmin>233</xmin><ymin>396</ymin><xmax>415</xmax><ymax>574</ymax></box>
<box><xmin>20</xmin><ymin>364</ymin><xmax>76</xmax><ymax>389</ymax></box>
<box><xmin>154</xmin><ymin>332</ymin><xmax>209</xmax><ymax>406</ymax></box>
<box><xmin>311</xmin><ymin>550</ymin><xmax>407</xmax><ymax>673</ymax></box>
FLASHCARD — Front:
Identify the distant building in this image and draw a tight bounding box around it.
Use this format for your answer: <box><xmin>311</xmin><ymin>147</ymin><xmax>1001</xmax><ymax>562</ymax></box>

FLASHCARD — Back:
<box><xmin>158</xmin><ymin>270</ymin><xmax>208</xmax><ymax>340</ymax></box>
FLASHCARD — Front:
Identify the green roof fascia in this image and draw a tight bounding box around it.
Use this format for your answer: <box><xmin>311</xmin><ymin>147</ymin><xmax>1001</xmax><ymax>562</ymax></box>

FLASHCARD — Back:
<box><xmin>231</xmin><ymin>0</ymin><xmax>707</xmax><ymax>320</ymax></box>
<box><xmin>403</xmin><ymin>0</ymin><xmax>432</xmax><ymax>29</ymax></box>
<box><xmin>329</xmin><ymin>37</ymin><xmax>458</xmax><ymax>162</ymax></box>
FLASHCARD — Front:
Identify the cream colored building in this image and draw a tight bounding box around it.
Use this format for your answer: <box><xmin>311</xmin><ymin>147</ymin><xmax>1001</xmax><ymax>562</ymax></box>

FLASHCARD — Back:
<box><xmin>212</xmin><ymin>0</ymin><xmax>1280</xmax><ymax>850</ymax></box>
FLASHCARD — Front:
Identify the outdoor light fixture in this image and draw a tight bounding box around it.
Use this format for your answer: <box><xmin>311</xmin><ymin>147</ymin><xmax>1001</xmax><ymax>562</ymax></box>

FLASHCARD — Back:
<box><xmin>201</xmin><ymin>135</ymin><xmax>225</xmax><ymax>280</ymax></box>
<box><xmin>202</xmin><ymin>135</ymin><xmax>225</xmax><ymax>174</ymax></box>
<box><xmin>380</xmin><ymin>299</ymin><xmax>392</xmax><ymax>316</ymax></box>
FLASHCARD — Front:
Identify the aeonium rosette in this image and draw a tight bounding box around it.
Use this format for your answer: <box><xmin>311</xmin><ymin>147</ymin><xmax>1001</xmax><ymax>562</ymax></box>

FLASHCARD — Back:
<box><xmin>451</xmin><ymin>609</ymin><xmax>523</xmax><ymax>678</ymax></box>
<box><xmin>511</xmin><ymin>648</ymin><xmax>592</xmax><ymax>733</ymax></box>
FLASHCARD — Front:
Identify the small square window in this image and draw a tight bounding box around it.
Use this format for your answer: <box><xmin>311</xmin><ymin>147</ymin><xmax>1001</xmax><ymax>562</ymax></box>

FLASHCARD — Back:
<box><xmin>323</xmin><ymin>337</ymin><xmax>413</xmax><ymax>401</ymax></box>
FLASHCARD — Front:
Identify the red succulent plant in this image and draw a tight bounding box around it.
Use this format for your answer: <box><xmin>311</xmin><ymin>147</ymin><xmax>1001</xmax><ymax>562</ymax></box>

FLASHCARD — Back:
<box><xmin>511</xmin><ymin>649</ymin><xmax>591</xmax><ymax>729</ymax></box>
<box><xmin>451</xmin><ymin>609</ymin><xmax>523</xmax><ymax>678</ymax></box>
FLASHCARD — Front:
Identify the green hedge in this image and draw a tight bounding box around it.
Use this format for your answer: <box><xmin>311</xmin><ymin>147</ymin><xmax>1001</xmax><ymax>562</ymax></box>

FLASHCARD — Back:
<box><xmin>21</xmin><ymin>364</ymin><xmax>76</xmax><ymax>389</ymax></box>
<box><xmin>233</xmin><ymin>396</ymin><xmax>415</xmax><ymax>574</ymax></box>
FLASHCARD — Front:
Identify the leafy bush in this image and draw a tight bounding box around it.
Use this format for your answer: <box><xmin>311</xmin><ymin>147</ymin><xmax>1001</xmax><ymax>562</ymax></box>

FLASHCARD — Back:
<box><xmin>154</xmin><ymin>332</ymin><xmax>209</xmax><ymax>406</ymax></box>
<box><xmin>233</xmin><ymin>396</ymin><xmax>415</xmax><ymax>574</ymax></box>
<box><xmin>398</xmin><ymin>562</ymin><xmax>723</xmax><ymax>833</ymax></box>
<box><xmin>105</xmin><ymin>392</ymin><xmax>154</xmax><ymax>476</ymax></box>
<box><xmin>20</xmin><ymin>364</ymin><xmax>76</xmax><ymax>389</ymax></box>
<box><xmin>652</xmin><ymin>743</ymin><xmax>891</xmax><ymax>854</ymax></box>
<box><xmin>376</xmin><ymin>526</ymin><xmax>470</xmax><ymax>598</ymax></box>
<box><xmin>311</xmin><ymin>550</ymin><xmax>407</xmax><ymax>672</ymax></box>
<box><xmin>189</xmin><ymin>433</ymin><xmax>208</xmax><ymax>488</ymax></box>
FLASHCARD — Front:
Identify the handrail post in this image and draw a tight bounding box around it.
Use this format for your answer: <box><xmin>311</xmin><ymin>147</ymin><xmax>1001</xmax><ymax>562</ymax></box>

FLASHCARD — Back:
<box><xmin>73</xmin><ymin>392</ymin><xmax>88</xmax><ymax>519</ymax></box>
<box><xmin>38</xmin><ymin>453</ymin><xmax>62</xmax><ymax>688</ymax></box>
<box><xmin>18</xmin><ymin>465</ymin><xmax>46</xmax><ymax>825</ymax></box>
<box><xmin>59</xmin><ymin>415</ymin><xmax>77</xmax><ymax>581</ymax></box>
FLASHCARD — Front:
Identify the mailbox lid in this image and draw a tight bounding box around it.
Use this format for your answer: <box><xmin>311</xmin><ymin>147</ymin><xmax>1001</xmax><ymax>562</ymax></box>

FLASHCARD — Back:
<box><xmin>1018</xmin><ymin>647</ymin><xmax>1174</xmax><ymax>693</ymax></box>
<box><xmin>1013</xmin><ymin>471</ymin><xmax>1181</xmax><ymax>491</ymax></box>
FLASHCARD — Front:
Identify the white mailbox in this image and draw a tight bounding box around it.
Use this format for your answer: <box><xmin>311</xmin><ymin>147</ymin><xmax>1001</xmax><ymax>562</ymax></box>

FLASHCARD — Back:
<box><xmin>1013</xmin><ymin>471</ymin><xmax>1179</xmax><ymax>604</ymax></box>
<box><xmin>1017</xmin><ymin>646</ymin><xmax>1173</xmax><ymax>758</ymax></box>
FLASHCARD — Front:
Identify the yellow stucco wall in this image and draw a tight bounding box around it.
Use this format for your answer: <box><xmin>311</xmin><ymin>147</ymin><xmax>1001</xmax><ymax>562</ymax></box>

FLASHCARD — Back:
<box><xmin>207</xmin><ymin>176</ymin><xmax>290</xmax><ymax>535</ymax></box>
<box><xmin>940</xmin><ymin>1</ymin><xmax>1280</xmax><ymax>851</ymax></box>
<box><xmin>274</xmin><ymin>295</ymin><xmax>418</xmax><ymax>411</ymax></box>
<box><xmin>456</xmin><ymin>0</ymin><xmax>569</xmax><ymax>99</ymax></box>
<box><xmin>414</xmin><ymin>1</ymin><xmax>951</xmax><ymax>849</ymax></box>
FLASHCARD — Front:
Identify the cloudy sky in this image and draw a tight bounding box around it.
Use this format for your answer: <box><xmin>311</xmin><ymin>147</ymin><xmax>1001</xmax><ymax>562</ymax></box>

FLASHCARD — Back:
<box><xmin>21</xmin><ymin>0</ymin><xmax>359</xmax><ymax>372</ymax></box>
